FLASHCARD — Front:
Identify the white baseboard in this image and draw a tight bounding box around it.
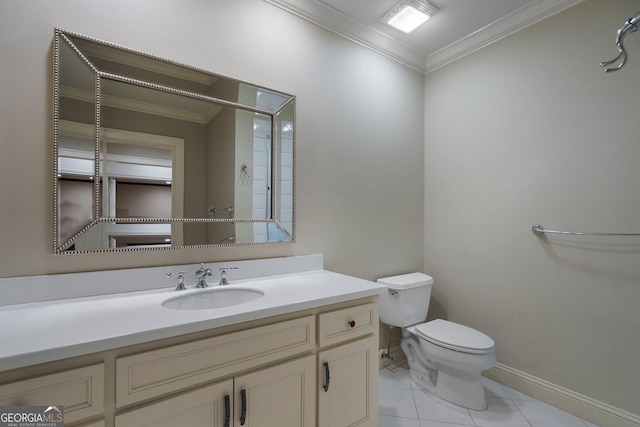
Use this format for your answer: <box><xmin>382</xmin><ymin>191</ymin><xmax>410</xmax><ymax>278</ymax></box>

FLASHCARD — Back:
<box><xmin>485</xmin><ymin>363</ymin><xmax>640</xmax><ymax>427</ymax></box>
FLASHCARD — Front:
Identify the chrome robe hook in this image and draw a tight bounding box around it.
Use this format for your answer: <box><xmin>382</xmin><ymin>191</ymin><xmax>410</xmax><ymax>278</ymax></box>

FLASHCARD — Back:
<box><xmin>600</xmin><ymin>11</ymin><xmax>640</xmax><ymax>72</ymax></box>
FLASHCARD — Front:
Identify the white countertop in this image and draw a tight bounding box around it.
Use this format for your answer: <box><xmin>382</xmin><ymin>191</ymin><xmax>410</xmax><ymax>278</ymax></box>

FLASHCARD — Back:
<box><xmin>0</xmin><ymin>270</ymin><xmax>384</xmax><ymax>372</ymax></box>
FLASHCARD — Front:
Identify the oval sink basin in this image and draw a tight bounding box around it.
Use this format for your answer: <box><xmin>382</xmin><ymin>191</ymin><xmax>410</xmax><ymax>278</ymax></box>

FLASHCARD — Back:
<box><xmin>162</xmin><ymin>288</ymin><xmax>265</xmax><ymax>310</ymax></box>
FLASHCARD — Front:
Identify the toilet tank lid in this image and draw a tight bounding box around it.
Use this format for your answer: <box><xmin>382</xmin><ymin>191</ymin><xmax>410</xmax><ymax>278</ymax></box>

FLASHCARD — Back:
<box><xmin>377</xmin><ymin>272</ymin><xmax>433</xmax><ymax>289</ymax></box>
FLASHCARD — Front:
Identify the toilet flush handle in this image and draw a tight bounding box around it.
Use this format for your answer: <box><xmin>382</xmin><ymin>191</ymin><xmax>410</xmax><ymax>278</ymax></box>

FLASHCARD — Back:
<box><xmin>388</xmin><ymin>289</ymin><xmax>399</xmax><ymax>296</ymax></box>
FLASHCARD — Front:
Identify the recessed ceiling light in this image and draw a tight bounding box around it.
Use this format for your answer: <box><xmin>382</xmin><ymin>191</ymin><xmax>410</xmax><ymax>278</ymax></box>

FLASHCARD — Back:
<box><xmin>381</xmin><ymin>0</ymin><xmax>438</xmax><ymax>33</ymax></box>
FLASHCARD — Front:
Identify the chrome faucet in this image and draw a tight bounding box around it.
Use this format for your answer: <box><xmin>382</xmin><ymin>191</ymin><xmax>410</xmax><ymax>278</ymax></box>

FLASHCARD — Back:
<box><xmin>195</xmin><ymin>263</ymin><xmax>212</xmax><ymax>288</ymax></box>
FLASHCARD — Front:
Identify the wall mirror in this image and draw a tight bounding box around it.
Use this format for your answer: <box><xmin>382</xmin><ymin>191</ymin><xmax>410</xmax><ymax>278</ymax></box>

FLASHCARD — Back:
<box><xmin>54</xmin><ymin>29</ymin><xmax>295</xmax><ymax>254</ymax></box>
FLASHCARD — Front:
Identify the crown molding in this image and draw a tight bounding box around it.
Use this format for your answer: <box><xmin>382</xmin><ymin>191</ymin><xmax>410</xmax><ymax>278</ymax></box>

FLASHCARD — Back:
<box><xmin>425</xmin><ymin>0</ymin><xmax>586</xmax><ymax>73</ymax></box>
<box><xmin>263</xmin><ymin>0</ymin><xmax>428</xmax><ymax>72</ymax></box>
<box><xmin>263</xmin><ymin>0</ymin><xmax>585</xmax><ymax>74</ymax></box>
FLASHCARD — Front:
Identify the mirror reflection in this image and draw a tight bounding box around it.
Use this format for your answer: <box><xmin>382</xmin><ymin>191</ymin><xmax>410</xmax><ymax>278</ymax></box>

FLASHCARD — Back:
<box><xmin>54</xmin><ymin>29</ymin><xmax>295</xmax><ymax>253</ymax></box>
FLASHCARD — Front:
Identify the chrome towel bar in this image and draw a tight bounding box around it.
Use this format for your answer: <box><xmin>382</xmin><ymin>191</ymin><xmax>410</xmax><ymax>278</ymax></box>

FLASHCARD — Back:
<box><xmin>532</xmin><ymin>224</ymin><xmax>640</xmax><ymax>237</ymax></box>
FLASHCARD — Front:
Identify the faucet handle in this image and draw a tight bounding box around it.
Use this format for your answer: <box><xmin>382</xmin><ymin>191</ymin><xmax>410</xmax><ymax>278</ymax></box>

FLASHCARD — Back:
<box><xmin>218</xmin><ymin>267</ymin><xmax>238</xmax><ymax>286</ymax></box>
<box><xmin>219</xmin><ymin>269</ymin><xmax>228</xmax><ymax>286</ymax></box>
<box><xmin>167</xmin><ymin>271</ymin><xmax>187</xmax><ymax>291</ymax></box>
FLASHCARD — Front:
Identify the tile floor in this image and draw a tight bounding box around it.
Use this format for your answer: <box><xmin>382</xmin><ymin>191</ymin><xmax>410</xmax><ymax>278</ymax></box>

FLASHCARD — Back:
<box><xmin>379</xmin><ymin>365</ymin><xmax>600</xmax><ymax>427</ymax></box>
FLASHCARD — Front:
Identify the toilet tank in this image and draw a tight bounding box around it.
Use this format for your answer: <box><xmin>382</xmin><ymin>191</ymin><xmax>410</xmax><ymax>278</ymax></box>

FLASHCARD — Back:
<box><xmin>377</xmin><ymin>273</ymin><xmax>433</xmax><ymax>327</ymax></box>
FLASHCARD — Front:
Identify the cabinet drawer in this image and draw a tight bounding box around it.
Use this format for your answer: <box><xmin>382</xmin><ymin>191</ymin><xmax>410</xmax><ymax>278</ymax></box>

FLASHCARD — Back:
<box><xmin>318</xmin><ymin>303</ymin><xmax>378</xmax><ymax>347</ymax></box>
<box><xmin>116</xmin><ymin>315</ymin><xmax>315</xmax><ymax>407</ymax></box>
<box><xmin>0</xmin><ymin>364</ymin><xmax>104</xmax><ymax>424</ymax></box>
<box><xmin>115</xmin><ymin>380</ymin><xmax>232</xmax><ymax>427</ymax></box>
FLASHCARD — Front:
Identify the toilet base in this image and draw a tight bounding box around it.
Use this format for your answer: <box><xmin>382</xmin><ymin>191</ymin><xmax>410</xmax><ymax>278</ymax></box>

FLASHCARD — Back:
<box><xmin>410</xmin><ymin>364</ymin><xmax>487</xmax><ymax>410</ymax></box>
<box><xmin>400</xmin><ymin>328</ymin><xmax>491</xmax><ymax>411</ymax></box>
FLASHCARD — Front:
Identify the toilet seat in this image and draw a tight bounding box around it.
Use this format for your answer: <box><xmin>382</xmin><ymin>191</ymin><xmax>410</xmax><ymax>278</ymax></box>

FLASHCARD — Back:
<box><xmin>414</xmin><ymin>319</ymin><xmax>495</xmax><ymax>355</ymax></box>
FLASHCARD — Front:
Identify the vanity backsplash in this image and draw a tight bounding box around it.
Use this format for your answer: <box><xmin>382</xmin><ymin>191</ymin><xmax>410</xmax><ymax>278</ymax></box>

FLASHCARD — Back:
<box><xmin>0</xmin><ymin>255</ymin><xmax>323</xmax><ymax>306</ymax></box>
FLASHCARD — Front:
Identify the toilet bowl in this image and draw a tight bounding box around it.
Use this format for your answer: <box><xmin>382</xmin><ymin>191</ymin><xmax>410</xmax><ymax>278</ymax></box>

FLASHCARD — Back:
<box><xmin>378</xmin><ymin>273</ymin><xmax>496</xmax><ymax>410</ymax></box>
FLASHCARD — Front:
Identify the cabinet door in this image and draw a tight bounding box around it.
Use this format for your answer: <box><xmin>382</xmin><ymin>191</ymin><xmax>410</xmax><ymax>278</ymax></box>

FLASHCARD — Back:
<box><xmin>234</xmin><ymin>355</ymin><xmax>315</xmax><ymax>427</ymax></box>
<box><xmin>318</xmin><ymin>336</ymin><xmax>378</xmax><ymax>427</ymax></box>
<box><xmin>115</xmin><ymin>380</ymin><xmax>233</xmax><ymax>427</ymax></box>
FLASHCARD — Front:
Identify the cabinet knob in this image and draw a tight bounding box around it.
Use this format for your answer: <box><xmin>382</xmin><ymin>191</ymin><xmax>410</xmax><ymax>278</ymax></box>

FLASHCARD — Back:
<box><xmin>348</xmin><ymin>320</ymin><xmax>356</xmax><ymax>328</ymax></box>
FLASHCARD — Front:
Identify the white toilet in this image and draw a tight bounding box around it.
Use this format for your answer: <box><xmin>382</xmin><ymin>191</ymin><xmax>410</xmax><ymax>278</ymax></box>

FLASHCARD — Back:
<box><xmin>378</xmin><ymin>272</ymin><xmax>496</xmax><ymax>410</ymax></box>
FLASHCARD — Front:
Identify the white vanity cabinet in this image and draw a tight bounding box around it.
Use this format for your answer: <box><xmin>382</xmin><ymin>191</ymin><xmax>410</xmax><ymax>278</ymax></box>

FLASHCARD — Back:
<box><xmin>0</xmin><ymin>296</ymin><xmax>378</xmax><ymax>427</ymax></box>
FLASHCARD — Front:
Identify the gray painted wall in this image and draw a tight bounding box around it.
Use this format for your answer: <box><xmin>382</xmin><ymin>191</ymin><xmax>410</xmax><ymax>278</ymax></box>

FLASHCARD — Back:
<box><xmin>425</xmin><ymin>0</ymin><xmax>640</xmax><ymax>414</ymax></box>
